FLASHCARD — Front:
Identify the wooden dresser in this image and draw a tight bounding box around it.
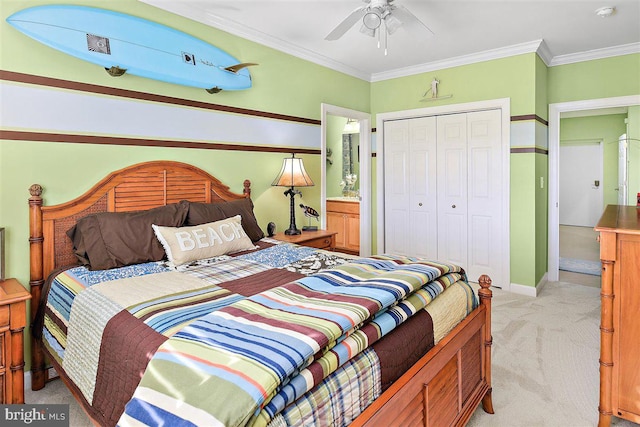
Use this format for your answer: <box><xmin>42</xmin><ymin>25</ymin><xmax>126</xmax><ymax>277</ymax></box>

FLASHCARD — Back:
<box><xmin>0</xmin><ymin>278</ymin><xmax>31</xmax><ymax>404</ymax></box>
<box><xmin>595</xmin><ymin>205</ymin><xmax>640</xmax><ymax>426</ymax></box>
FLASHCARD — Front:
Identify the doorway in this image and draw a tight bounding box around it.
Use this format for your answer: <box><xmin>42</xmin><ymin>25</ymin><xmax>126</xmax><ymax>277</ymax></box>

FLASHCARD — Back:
<box><xmin>320</xmin><ymin>104</ymin><xmax>372</xmax><ymax>256</ymax></box>
<box><xmin>548</xmin><ymin>95</ymin><xmax>640</xmax><ymax>283</ymax></box>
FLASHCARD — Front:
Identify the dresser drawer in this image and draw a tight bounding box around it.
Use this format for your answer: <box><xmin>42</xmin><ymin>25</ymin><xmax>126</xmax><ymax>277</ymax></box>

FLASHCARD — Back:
<box><xmin>303</xmin><ymin>235</ymin><xmax>334</xmax><ymax>249</ymax></box>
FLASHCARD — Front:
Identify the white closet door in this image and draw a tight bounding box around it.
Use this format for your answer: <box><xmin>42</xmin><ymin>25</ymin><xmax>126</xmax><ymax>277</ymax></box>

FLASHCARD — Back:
<box><xmin>466</xmin><ymin>109</ymin><xmax>503</xmax><ymax>283</ymax></box>
<box><xmin>436</xmin><ymin>114</ymin><xmax>468</xmax><ymax>268</ymax></box>
<box><xmin>384</xmin><ymin>117</ymin><xmax>438</xmax><ymax>258</ymax></box>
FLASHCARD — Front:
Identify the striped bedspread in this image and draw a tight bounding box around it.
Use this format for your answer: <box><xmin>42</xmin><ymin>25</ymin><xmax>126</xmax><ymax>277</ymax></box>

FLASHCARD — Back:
<box><xmin>37</xmin><ymin>241</ymin><xmax>476</xmax><ymax>427</ymax></box>
<box><xmin>118</xmin><ymin>256</ymin><xmax>467</xmax><ymax>427</ymax></box>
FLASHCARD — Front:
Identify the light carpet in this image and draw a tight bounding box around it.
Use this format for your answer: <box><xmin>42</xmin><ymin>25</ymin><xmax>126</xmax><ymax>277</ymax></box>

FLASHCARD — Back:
<box><xmin>27</xmin><ymin>281</ymin><xmax>637</xmax><ymax>427</ymax></box>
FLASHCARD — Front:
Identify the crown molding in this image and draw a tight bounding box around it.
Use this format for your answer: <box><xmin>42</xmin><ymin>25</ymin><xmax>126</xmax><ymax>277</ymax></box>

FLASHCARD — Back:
<box><xmin>548</xmin><ymin>42</ymin><xmax>640</xmax><ymax>67</ymax></box>
<box><xmin>370</xmin><ymin>40</ymin><xmax>546</xmax><ymax>82</ymax></box>
<box><xmin>138</xmin><ymin>1</ymin><xmax>640</xmax><ymax>82</ymax></box>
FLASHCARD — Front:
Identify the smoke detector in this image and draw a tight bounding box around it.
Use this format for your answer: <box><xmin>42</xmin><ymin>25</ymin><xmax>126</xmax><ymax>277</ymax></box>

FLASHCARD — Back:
<box><xmin>595</xmin><ymin>6</ymin><xmax>616</xmax><ymax>17</ymax></box>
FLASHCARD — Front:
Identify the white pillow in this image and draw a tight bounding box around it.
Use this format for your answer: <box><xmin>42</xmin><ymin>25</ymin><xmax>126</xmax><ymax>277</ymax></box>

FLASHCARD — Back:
<box><xmin>152</xmin><ymin>215</ymin><xmax>255</xmax><ymax>266</ymax></box>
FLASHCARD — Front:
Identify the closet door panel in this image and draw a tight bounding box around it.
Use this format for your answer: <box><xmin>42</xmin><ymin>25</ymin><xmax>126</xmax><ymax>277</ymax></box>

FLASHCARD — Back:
<box><xmin>437</xmin><ymin>114</ymin><xmax>468</xmax><ymax>268</ymax></box>
<box><xmin>467</xmin><ymin>110</ymin><xmax>503</xmax><ymax>283</ymax></box>
<box><xmin>384</xmin><ymin>117</ymin><xmax>437</xmax><ymax>258</ymax></box>
<box><xmin>409</xmin><ymin>117</ymin><xmax>438</xmax><ymax>259</ymax></box>
<box><xmin>384</xmin><ymin>120</ymin><xmax>411</xmax><ymax>256</ymax></box>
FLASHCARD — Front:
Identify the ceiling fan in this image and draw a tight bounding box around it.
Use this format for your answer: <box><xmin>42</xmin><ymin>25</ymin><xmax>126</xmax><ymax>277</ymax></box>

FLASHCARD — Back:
<box><xmin>325</xmin><ymin>0</ymin><xmax>434</xmax><ymax>55</ymax></box>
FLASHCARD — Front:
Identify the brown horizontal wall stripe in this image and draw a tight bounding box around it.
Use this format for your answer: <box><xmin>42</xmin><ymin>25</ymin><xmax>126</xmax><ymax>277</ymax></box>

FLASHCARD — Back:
<box><xmin>0</xmin><ymin>70</ymin><xmax>320</xmax><ymax>126</ymax></box>
<box><xmin>511</xmin><ymin>114</ymin><xmax>548</xmax><ymax>126</ymax></box>
<box><xmin>0</xmin><ymin>130</ymin><xmax>321</xmax><ymax>155</ymax></box>
<box><xmin>510</xmin><ymin>147</ymin><xmax>549</xmax><ymax>155</ymax></box>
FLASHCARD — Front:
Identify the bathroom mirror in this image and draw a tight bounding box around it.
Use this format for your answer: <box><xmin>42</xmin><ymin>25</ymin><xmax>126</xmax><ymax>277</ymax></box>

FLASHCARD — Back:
<box><xmin>326</xmin><ymin>117</ymin><xmax>360</xmax><ymax>198</ymax></box>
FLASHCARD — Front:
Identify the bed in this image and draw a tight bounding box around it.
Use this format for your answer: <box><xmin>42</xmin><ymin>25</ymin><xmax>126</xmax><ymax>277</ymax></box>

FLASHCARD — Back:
<box><xmin>28</xmin><ymin>160</ymin><xmax>494</xmax><ymax>427</ymax></box>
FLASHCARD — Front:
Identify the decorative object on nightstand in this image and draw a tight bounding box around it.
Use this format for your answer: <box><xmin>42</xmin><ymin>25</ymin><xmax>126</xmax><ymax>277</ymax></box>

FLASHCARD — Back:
<box><xmin>300</xmin><ymin>204</ymin><xmax>319</xmax><ymax>231</ymax></box>
<box><xmin>267</xmin><ymin>222</ymin><xmax>276</xmax><ymax>237</ymax></box>
<box><xmin>0</xmin><ymin>278</ymin><xmax>31</xmax><ymax>404</ymax></box>
<box><xmin>272</xmin><ymin>154</ymin><xmax>314</xmax><ymax>235</ymax></box>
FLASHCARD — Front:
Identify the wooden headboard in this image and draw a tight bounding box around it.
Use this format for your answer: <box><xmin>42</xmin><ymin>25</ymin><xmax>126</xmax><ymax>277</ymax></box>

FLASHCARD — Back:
<box><xmin>28</xmin><ymin>160</ymin><xmax>251</xmax><ymax>390</ymax></box>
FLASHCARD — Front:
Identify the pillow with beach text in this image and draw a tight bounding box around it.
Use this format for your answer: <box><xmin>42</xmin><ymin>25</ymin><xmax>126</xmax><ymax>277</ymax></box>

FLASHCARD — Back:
<box><xmin>152</xmin><ymin>215</ymin><xmax>255</xmax><ymax>266</ymax></box>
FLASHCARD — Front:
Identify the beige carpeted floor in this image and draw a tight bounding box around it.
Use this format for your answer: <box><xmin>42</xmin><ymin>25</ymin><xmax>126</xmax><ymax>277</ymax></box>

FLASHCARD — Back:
<box><xmin>27</xmin><ymin>279</ymin><xmax>638</xmax><ymax>427</ymax></box>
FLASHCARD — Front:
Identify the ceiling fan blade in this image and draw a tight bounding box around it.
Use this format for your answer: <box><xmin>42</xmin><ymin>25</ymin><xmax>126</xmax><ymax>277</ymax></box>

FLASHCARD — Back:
<box><xmin>325</xmin><ymin>7</ymin><xmax>367</xmax><ymax>40</ymax></box>
<box><xmin>392</xmin><ymin>5</ymin><xmax>434</xmax><ymax>39</ymax></box>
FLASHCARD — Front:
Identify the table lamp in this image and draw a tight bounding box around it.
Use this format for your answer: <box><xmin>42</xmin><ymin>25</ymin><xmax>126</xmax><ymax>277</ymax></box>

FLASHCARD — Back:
<box><xmin>272</xmin><ymin>154</ymin><xmax>314</xmax><ymax>235</ymax></box>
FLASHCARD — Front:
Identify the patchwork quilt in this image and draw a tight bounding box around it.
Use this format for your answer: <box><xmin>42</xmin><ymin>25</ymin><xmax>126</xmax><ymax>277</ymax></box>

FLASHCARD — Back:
<box><xmin>37</xmin><ymin>241</ymin><xmax>476</xmax><ymax>427</ymax></box>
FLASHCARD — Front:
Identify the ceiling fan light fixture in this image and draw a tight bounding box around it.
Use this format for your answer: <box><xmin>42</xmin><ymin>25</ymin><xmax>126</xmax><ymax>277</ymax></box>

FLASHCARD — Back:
<box><xmin>363</xmin><ymin>10</ymin><xmax>382</xmax><ymax>30</ymax></box>
<box><xmin>359</xmin><ymin>23</ymin><xmax>376</xmax><ymax>37</ymax></box>
<box><xmin>385</xmin><ymin>14</ymin><xmax>402</xmax><ymax>34</ymax></box>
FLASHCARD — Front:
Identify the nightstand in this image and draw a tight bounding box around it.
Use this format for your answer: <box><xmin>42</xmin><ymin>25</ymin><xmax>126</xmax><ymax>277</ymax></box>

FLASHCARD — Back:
<box><xmin>0</xmin><ymin>278</ymin><xmax>31</xmax><ymax>404</ymax></box>
<box><xmin>273</xmin><ymin>230</ymin><xmax>337</xmax><ymax>250</ymax></box>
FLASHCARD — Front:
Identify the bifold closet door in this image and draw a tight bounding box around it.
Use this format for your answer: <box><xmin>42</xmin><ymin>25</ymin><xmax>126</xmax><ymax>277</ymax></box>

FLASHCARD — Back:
<box><xmin>383</xmin><ymin>116</ymin><xmax>438</xmax><ymax>259</ymax></box>
<box><xmin>383</xmin><ymin>110</ymin><xmax>503</xmax><ymax>285</ymax></box>
<box><xmin>436</xmin><ymin>110</ymin><xmax>503</xmax><ymax>283</ymax></box>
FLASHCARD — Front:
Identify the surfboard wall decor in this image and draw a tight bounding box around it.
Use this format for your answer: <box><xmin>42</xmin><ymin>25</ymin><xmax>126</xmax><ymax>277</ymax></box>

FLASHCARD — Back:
<box><xmin>6</xmin><ymin>5</ymin><xmax>256</xmax><ymax>93</ymax></box>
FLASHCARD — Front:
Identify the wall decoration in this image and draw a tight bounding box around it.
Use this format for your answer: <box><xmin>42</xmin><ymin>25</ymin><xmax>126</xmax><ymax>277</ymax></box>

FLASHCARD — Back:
<box><xmin>421</xmin><ymin>77</ymin><xmax>453</xmax><ymax>102</ymax></box>
<box><xmin>6</xmin><ymin>5</ymin><xmax>256</xmax><ymax>93</ymax></box>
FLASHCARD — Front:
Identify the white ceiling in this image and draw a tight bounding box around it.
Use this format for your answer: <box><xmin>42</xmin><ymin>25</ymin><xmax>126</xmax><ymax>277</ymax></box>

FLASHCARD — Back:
<box><xmin>139</xmin><ymin>0</ymin><xmax>640</xmax><ymax>81</ymax></box>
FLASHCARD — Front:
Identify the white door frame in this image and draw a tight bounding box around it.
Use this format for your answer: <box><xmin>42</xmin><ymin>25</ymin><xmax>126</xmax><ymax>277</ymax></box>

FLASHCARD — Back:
<box><xmin>376</xmin><ymin>98</ymin><xmax>510</xmax><ymax>289</ymax></box>
<box><xmin>321</xmin><ymin>103</ymin><xmax>372</xmax><ymax>256</ymax></box>
<box><xmin>548</xmin><ymin>95</ymin><xmax>640</xmax><ymax>281</ymax></box>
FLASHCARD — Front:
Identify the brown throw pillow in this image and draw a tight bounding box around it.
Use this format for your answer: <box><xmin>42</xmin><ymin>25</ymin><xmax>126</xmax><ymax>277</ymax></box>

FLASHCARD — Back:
<box><xmin>67</xmin><ymin>201</ymin><xmax>189</xmax><ymax>270</ymax></box>
<box><xmin>185</xmin><ymin>198</ymin><xmax>264</xmax><ymax>242</ymax></box>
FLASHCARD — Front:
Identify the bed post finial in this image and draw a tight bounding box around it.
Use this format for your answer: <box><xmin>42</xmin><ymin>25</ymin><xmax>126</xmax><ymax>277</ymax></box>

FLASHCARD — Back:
<box><xmin>478</xmin><ymin>274</ymin><xmax>494</xmax><ymax>414</ymax></box>
<box><xmin>29</xmin><ymin>184</ymin><xmax>47</xmax><ymax>391</ymax></box>
<box><xmin>243</xmin><ymin>179</ymin><xmax>251</xmax><ymax>197</ymax></box>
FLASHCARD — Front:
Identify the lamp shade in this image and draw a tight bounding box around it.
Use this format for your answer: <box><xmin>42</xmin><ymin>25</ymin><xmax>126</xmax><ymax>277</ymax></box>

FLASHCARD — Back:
<box><xmin>272</xmin><ymin>155</ymin><xmax>314</xmax><ymax>187</ymax></box>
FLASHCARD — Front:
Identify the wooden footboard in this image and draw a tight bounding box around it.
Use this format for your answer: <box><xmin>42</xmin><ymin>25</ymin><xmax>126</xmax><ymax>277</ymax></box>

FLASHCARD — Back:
<box><xmin>351</xmin><ymin>275</ymin><xmax>493</xmax><ymax>427</ymax></box>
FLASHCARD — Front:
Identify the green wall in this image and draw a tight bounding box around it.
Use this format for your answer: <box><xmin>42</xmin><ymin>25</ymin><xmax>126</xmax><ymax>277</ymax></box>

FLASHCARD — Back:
<box><xmin>371</xmin><ymin>54</ymin><xmax>537</xmax><ymax>117</ymax></box>
<box><xmin>547</xmin><ymin>54</ymin><xmax>640</xmax><ymax>104</ymax></box>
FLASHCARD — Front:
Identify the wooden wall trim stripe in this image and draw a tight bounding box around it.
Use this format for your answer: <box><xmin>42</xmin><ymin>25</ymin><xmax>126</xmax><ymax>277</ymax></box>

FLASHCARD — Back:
<box><xmin>510</xmin><ymin>114</ymin><xmax>549</xmax><ymax>126</ymax></box>
<box><xmin>510</xmin><ymin>147</ymin><xmax>548</xmax><ymax>155</ymax></box>
<box><xmin>0</xmin><ymin>70</ymin><xmax>320</xmax><ymax>126</ymax></box>
<box><xmin>0</xmin><ymin>130</ymin><xmax>321</xmax><ymax>154</ymax></box>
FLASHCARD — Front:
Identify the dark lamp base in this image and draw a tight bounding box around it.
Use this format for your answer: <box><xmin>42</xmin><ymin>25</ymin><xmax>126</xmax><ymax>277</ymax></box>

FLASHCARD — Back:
<box><xmin>284</xmin><ymin>228</ymin><xmax>301</xmax><ymax>235</ymax></box>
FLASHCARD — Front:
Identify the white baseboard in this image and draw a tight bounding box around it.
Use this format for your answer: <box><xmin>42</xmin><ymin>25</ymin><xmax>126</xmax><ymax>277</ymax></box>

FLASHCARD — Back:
<box><xmin>510</xmin><ymin>273</ymin><xmax>548</xmax><ymax>297</ymax></box>
<box><xmin>510</xmin><ymin>282</ymin><xmax>538</xmax><ymax>297</ymax></box>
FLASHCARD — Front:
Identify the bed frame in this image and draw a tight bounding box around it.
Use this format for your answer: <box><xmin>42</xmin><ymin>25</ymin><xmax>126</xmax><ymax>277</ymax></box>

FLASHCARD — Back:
<box><xmin>28</xmin><ymin>160</ymin><xmax>493</xmax><ymax>426</ymax></box>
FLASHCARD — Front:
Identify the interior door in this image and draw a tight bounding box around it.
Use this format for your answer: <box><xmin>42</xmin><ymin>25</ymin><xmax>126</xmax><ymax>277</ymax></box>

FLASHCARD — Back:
<box><xmin>384</xmin><ymin>117</ymin><xmax>438</xmax><ymax>258</ymax></box>
<box><xmin>559</xmin><ymin>142</ymin><xmax>603</xmax><ymax>227</ymax></box>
